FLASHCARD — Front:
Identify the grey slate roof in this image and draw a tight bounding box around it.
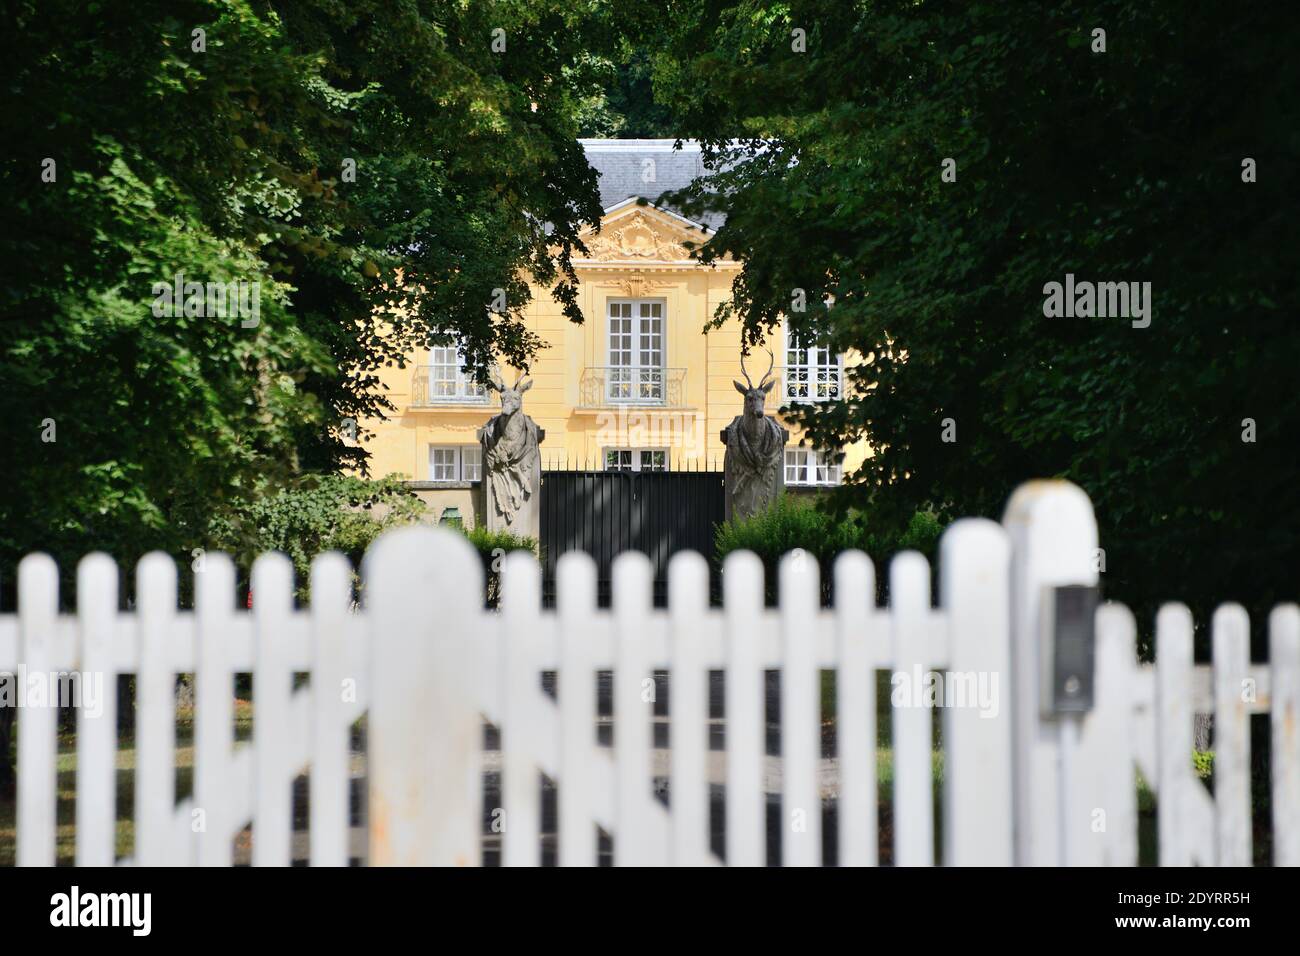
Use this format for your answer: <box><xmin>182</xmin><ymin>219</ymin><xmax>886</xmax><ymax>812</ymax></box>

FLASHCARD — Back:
<box><xmin>580</xmin><ymin>139</ymin><xmax>725</xmax><ymax>230</ymax></box>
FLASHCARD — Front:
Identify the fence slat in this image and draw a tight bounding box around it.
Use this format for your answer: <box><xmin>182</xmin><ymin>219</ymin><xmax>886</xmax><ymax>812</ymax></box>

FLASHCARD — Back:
<box><xmin>17</xmin><ymin>554</ymin><xmax>58</xmax><ymax>867</ymax></box>
<box><xmin>834</xmin><ymin>551</ymin><xmax>877</xmax><ymax>867</ymax></box>
<box><xmin>941</xmin><ymin>520</ymin><xmax>1013</xmax><ymax>866</ymax></box>
<box><xmin>75</xmin><ymin>554</ymin><xmax>119</xmax><ymax>866</ymax></box>
<box><xmin>195</xmin><ymin>553</ymin><xmax>236</xmax><ymax>866</ymax></box>
<box><xmin>669</xmin><ymin>551</ymin><xmax>711</xmax><ymax>866</ymax></box>
<box><xmin>612</xmin><ymin>551</ymin><xmax>661</xmax><ymax>865</ymax></box>
<box><xmin>366</xmin><ymin>526</ymin><xmax>482</xmax><ymax>866</ymax></box>
<box><xmin>135</xmin><ymin>553</ymin><xmax>177</xmax><ymax>866</ymax></box>
<box><xmin>252</xmin><ymin>553</ymin><xmax>294</xmax><ymax>866</ymax></box>
<box><xmin>1212</xmin><ymin>604</ymin><xmax>1252</xmax><ymax>866</ymax></box>
<box><xmin>891</xmin><ymin>551</ymin><xmax>934</xmax><ymax>866</ymax></box>
<box><xmin>1271</xmin><ymin>605</ymin><xmax>1300</xmax><ymax>867</ymax></box>
<box><xmin>557</xmin><ymin>552</ymin><xmax>598</xmax><ymax>866</ymax></box>
<box><xmin>1090</xmin><ymin>603</ymin><xmax>1138</xmax><ymax>865</ymax></box>
<box><xmin>780</xmin><ymin>549</ymin><xmax>821</xmax><ymax>866</ymax></box>
<box><xmin>725</xmin><ymin>551</ymin><xmax>765</xmax><ymax>867</ymax></box>
<box><xmin>502</xmin><ymin>551</ymin><xmax>544</xmax><ymax>867</ymax></box>
<box><xmin>309</xmin><ymin>553</ymin><xmax>353</xmax><ymax>866</ymax></box>
<box><xmin>1156</xmin><ymin>603</ymin><xmax>1196</xmax><ymax>866</ymax></box>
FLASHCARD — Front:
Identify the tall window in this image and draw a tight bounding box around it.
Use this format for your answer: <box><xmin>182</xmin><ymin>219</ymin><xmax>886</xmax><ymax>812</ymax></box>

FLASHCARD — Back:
<box><xmin>784</xmin><ymin>449</ymin><xmax>842</xmax><ymax>486</ymax></box>
<box><xmin>608</xmin><ymin>299</ymin><xmax>664</xmax><ymax>402</ymax></box>
<box><xmin>428</xmin><ymin>343</ymin><xmax>487</xmax><ymax>402</ymax></box>
<box><xmin>784</xmin><ymin>333</ymin><xmax>841</xmax><ymax>403</ymax></box>
<box><xmin>429</xmin><ymin>445</ymin><xmax>482</xmax><ymax>482</ymax></box>
<box><xmin>604</xmin><ymin>448</ymin><xmax>668</xmax><ymax>472</ymax></box>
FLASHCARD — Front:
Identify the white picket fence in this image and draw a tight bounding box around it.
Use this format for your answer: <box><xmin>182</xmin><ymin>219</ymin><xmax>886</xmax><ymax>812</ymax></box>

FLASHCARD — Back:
<box><xmin>0</xmin><ymin>479</ymin><xmax>1297</xmax><ymax>866</ymax></box>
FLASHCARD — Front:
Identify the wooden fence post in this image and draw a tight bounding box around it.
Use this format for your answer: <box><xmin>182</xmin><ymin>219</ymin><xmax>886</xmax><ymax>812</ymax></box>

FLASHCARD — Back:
<box><xmin>17</xmin><ymin>554</ymin><xmax>58</xmax><ymax>867</ymax></box>
<box><xmin>75</xmin><ymin>553</ymin><xmax>119</xmax><ymax>866</ymax></box>
<box><xmin>891</xmin><ymin>551</ymin><xmax>934</xmax><ymax>866</ymax></box>
<box><xmin>1271</xmin><ymin>605</ymin><xmax>1300</xmax><ymax>866</ymax></box>
<box><xmin>834</xmin><ymin>551</ymin><xmax>878</xmax><ymax>867</ymax></box>
<box><xmin>365</xmin><ymin>525</ymin><xmax>483</xmax><ymax>866</ymax></box>
<box><xmin>1001</xmin><ymin>480</ymin><xmax>1099</xmax><ymax>866</ymax></box>
<box><xmin>941</xmin><ymin>519</ymin><xmax>1013</xmax><ymax>865</ymax></box>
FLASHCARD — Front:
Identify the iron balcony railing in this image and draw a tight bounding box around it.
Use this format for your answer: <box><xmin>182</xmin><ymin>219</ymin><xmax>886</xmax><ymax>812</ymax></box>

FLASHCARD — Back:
<box><xmin>578</xmin><ymin>366</ymin><xmax>688</xmax><ymax>407</ymax></box>
<box><xmin>763</xmin><ymin>365</ymin><xmax>844</xmax><ymax>411</ymax></box>
<box><xmin>409</xmin><ymin>366</ymin><xmax>497</xmax><ymax>407</ymax></box>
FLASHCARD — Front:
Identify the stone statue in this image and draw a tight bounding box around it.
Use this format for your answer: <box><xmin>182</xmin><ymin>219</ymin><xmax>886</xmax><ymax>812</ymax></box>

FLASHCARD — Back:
<box><xmin>720</xmin><ymin>348</ymin><xmax>789</xmax><ymax>521</ymax></box>
<box><xmin>478</xmin><ymin>374</ymin><xmax>545</xmax><ymax>537</ymax></box>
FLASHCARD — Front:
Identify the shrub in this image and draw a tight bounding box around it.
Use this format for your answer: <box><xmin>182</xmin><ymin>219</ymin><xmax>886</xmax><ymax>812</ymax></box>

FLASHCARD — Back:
<box><xmin>714</xmin><ymin>494</ymin><xmax>946</xmax><ymax>605</ymax></box>
<box><xmin>207</xmin><ymin>474</ymin><xmax>427</xmax><ymax>601</ymax></box>
<box><xmin>460</xmin><ymin>525</ymin><xmax>539</xmax><ymax>608</ymax></box>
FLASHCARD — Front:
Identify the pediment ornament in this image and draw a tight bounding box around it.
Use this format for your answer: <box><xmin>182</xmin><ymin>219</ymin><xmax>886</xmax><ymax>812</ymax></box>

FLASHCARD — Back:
<box><xmin>584</xmin><ymin>210</ymin><xmax>698</xmax><ymax>262</ymax></box>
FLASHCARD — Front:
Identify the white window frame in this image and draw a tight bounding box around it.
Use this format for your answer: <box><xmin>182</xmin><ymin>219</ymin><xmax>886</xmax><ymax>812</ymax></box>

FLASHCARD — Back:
<box><xmin>606</xmin><ymin>298</ymin><xmax>666</xmax><ymax>403</ymax></box>
<box><xmin>784</xmin><ymin>448</ymin><xmax>842</xmax><ymax>487</ymax></box>
<box><xmin>428</xmin><ymin>444</ymin><xmax>482</xmax><ymax>482</ymax></box>
<box><xmin>783</xmin><ymin>328</ymin><xmax>842</xmax><ymax>403</ymax></box>
<box><xmin>603</xmin><ymin>447</ymin><xmax>668</xmax><ymax>472</ymax></box>
<box><xmin>427</xmin><ymin>341</ymin><xmax>488</xmax><ymax>403</ymax></box>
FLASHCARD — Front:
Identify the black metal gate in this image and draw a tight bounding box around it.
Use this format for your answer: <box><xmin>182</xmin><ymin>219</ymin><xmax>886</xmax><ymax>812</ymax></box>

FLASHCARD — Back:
<box><xmin>540</xmin><ymin>470</ymin><xmax>725</xmax><ymax>606</ymax></box>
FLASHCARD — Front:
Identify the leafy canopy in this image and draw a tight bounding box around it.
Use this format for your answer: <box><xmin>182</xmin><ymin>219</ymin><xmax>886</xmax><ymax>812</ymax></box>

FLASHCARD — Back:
<box><xmin>658</xmin><ymin>0</ymin><xmax>1299</xmax><ymax>636</ymax></box>
<box><xmin>0</xmin><ymin>0</ymin><xmax>626</xmax><ymax>592</ymax></box>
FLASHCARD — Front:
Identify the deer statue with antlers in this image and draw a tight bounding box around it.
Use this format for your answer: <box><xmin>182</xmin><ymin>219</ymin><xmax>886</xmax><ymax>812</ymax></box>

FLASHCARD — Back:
<box><xmin>477</xmin><ymin>372</ymin><xmax>546</xmax><ymax>534</ymax></box>
<box><xmin>720</xmin><ymin>347</ymin><xmax>789</xmax><ymax>521</ymax></box>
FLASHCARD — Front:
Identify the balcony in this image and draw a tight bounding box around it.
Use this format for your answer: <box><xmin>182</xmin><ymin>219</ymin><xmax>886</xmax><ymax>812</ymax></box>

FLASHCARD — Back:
<box><xmin>409</xmin><ymin>366</ymin><xmax>497</xmax><ymax>409</ymax></box>
<box><xmin>763</xmin><ymin>365</ymin><xmax>844</xmax><ymax>413</ymax></box>
<box><xmin>578</xmin><ymin>366</ymin><xmax>688</xmax><ymax>408</ymax></box>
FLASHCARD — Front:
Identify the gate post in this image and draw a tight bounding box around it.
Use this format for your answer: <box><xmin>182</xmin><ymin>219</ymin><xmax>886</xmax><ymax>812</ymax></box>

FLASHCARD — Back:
<box><xmin>1001</xmin><ymin>481</ymin><xmax>1099</xmax><ymax>865</ymax></box>
<box><xmin>365</xmin><ymin>525</ymin><xmax>484</xmax><ymax>865</ymax></box>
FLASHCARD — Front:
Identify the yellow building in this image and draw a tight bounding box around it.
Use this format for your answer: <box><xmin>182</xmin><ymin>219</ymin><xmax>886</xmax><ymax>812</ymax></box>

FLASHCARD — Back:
<box><xmin>358</xmin><ymin>140</ymin><xmax>869</xmax><ymax>524</ymax></box>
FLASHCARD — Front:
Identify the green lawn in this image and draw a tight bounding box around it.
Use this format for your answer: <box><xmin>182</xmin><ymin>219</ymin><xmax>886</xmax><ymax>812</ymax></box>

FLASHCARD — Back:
<box><xmin>0</xmin><ymin>701</ymin><xmax>254</xmax><ymax>866</ymax></box>
<box><xmin>3</xmin><ymin>717</ymin><xmax>1181</xmax><ymax>866</ymax></box>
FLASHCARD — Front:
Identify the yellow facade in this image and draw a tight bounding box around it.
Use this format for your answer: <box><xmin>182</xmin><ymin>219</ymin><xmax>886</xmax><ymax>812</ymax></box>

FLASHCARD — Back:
<box><xmin>357</xmin><ymin>198</ymin><xmax>869</xmax><ymax>522</ymax></box>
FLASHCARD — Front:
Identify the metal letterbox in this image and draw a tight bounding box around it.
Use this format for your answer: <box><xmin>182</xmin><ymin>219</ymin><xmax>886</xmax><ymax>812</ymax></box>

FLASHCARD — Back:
<box><xmin>1040</xmin><ymin>584</ymin><xmax>1099</xmax><ymax>716</ymax></box>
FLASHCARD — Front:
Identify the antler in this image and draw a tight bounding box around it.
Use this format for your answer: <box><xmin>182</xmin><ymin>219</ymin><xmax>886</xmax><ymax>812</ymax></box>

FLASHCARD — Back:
<box><xmin>739</xmin><ymin>349</ymin><xmax>754</xmax><ymax>389</ymax></box>
<box><xmin>758</xmin><ymin>347</ymin><xmax>775</xmax><ymax>388</ymax></box>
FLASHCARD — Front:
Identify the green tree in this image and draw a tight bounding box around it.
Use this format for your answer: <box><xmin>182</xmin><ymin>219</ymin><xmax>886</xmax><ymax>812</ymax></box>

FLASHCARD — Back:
<box><xmin>0</xmin><ymin>0</ymin><xmax>624</xmax><ymax>595</ymax></box>
<box><xmin>206</xmin><ymin>474</ymin><xmax>428</xmax><ymax>596</ymax></box>
<box><xmin>657</xmin><ymin>0</ymin><xmax>1299</xmax><ymax>640</ymax></box>
<box><xmin>577</xmin><ymin>48</ymin><xmax>680</xmax><ymax>138</ymax></box>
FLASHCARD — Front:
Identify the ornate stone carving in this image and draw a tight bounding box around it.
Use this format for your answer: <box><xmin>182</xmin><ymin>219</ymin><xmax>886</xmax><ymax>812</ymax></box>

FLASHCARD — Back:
<box><xmin>584</xmin><ymin>210</ymin><xmax>696</xmax><ymax>262</ymax></box>
<box><xmin>597</xmin><ymin>272</ymin><xmax>671</xmax><ymax>298</ymax></box>
<box><xmin>477</xmin><ymin>376</ymin><xmax>545</xmax><ymax>537</ymax></box>
<box><xmin>720</xmin><ymin>349</ymin><xmax>789</xmax><ymax>522</ymax></box>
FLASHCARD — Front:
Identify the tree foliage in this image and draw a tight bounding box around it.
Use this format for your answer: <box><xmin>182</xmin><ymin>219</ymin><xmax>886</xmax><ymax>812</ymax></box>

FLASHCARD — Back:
<box><xmin>715</xmin><ymin>494</ymin><xmax>942</xmax><ymax>604</ymax></box>
<box><xmin>0</xmin><ymin>0</ymin><xmax>623</xmax><ymax>594</ymax></box>
<box><xmin>207</xmin><ymin>474</ymin><xmax>426</xmax><ymax>594</ymax></box>
<box><xmin>658</xmin><ymin>0</ymin><xmax>1300</xmax><ymax>639</ymax></box>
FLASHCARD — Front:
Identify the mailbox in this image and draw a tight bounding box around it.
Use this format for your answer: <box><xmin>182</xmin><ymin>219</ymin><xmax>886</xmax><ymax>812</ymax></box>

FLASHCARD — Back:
<box><xmin>1040</xmin><ymin>584</ymin><xmax>1099</xmax><ymax>716</ymax></box>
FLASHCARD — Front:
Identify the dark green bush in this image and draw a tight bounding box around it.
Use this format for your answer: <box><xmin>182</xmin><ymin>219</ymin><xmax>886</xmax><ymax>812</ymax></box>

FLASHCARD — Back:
<box><xmin>461</xmin><ymin>525</ymin><xmax>539</xmax><ymax>608</ymax></box>
<box><xmin>714</xmin><ymin>494</ymin><xmax>945</xmax><ymax>605</ymax></box>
